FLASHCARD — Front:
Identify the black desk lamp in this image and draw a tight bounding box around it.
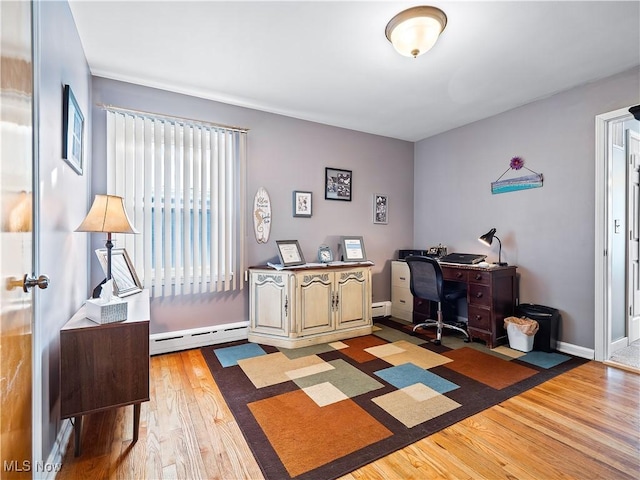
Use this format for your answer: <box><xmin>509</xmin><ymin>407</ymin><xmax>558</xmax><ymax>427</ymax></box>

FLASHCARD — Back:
<box><xmin>478</xmin><ymin>228</ymin><xmax>507</xmax><ymax>266</ymax></box>
<box><xmin>76</xmin><ymin>194</ymin><xmax>138</xmax><ymax>297</ymax></box>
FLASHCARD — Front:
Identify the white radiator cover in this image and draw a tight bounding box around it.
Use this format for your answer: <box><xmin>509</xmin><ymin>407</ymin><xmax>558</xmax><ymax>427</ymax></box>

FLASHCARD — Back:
<box><xmin>149</xmin><ymin>321</ymin><xmax>249</xmax><ymax>355</ymax></box>
<box><xmin>372</xmin><ymin>301</ymin><xmax>392</xmax><ymax>318</ymax></box>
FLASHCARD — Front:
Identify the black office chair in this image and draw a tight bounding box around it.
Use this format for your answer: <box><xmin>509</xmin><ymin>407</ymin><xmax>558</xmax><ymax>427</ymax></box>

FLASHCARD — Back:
<box><xmin>406</xmin><ymin>255</ymin><xmax>470</xmax><ymax>345</ymax></box>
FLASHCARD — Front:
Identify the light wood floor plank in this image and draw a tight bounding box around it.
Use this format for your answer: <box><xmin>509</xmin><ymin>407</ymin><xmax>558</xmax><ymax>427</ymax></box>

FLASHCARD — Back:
<box><xmin>56</xmin><ymin>351</ymin><xmax>639</xmax><ymax>480</ymax></box>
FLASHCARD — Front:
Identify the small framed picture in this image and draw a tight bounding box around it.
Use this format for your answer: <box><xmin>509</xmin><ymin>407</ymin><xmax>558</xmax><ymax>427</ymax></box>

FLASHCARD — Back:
<box><xmin>341</xmin><ymin>236</ymin><xmax>367</xmax><ymax>262</ymax></box>
<box><xmin>62</xmin><ymin>84</ymin><xmax>84</xmax><ymax>175</ymax></box>
<box><xmin>276</xmin><ymin>240</ymin><xmax>306</xmax><ymax>266</ymax></box>
<box><xmin>293</xmin><ymin>191</ymin><xmax>312</xmax><ymax>217</ymax></box>
<box><xmin>325</xmin><ymin>167</ymin><xmax>352</xmax><ymax>201</ymax></box>
<box><xmin>373</xmin><ymin>193</ymin><xmax>388</xmax><ymax>224</ymax></box>
<box><xmin>95</xmin><ymin>248</ymin><xmax>142</xmax><ymax>297</ymax></box>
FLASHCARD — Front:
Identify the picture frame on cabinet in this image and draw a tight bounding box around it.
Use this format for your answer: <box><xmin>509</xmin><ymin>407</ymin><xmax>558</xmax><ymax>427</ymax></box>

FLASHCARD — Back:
<box><xmin>293</xmin><ymin>191</ymin><xmax>312</xmax><ymax>217</ymax></box>
<box><xmin>373</xmin><ymin>193</ymin><xmax>388</xmax><ymax>224</ymax></box>
<box><xmin>325</xmin><ymin>167</ymin><xmax>352</xmax><ymax>201</ymax></box>
<box><xmin>95</xmin><ymin>248</ymin><xmax>142</xmax><ymax>297</ymax></box>
<box><xmin>341</xmin><ymin>236</ymin><xmax>367</xmax><ymax>262</ymax></box>
<box><xmin>276</xmin><ymin>240</ymin><xmax>306</xmax><ymax>266</ymax></box>
<box><xmin>62</xmin><ymin>84</ymin><xmax>84</xmax><ymax>175</ymax></box>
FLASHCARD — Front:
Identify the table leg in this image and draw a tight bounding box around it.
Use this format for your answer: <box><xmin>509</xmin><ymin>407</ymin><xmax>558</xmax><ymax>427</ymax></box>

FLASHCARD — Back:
<box><xmin>73</xmin><ymin>415</ymin><xmax>83</xmax><ymax>457</ymax></box>
<box><xmin>132</xmin><ymin>403</ymin><xmax>141</xmax><ymax>443</ymax></box>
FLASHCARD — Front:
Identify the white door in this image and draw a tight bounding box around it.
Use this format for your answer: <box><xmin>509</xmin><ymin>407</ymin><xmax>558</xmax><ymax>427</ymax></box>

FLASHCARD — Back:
<box><xmin>627</xmin><ymin>130</ymin><xmax>640</xmax><ymax>342</ymax></box>
<box><xmin>1</xmin><ymin>0</ymin><xmax>34</xmax><ymax>474</ymax></box>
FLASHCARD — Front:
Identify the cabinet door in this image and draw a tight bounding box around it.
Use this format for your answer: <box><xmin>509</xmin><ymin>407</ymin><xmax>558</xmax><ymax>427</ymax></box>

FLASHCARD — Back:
<box><xmin>296</xmin><ymin>272</ymin><xmax>334</xmax><ymax>336</ymax></box>
<box><xmin>250</xmin><ymin>272</ymin><xmax>291</xmax><ymax>336</ymax></box>
<box><xmin>335</xmin><ymin>268</ymin><xmax>371</xmax><ymax>330</ymax></box>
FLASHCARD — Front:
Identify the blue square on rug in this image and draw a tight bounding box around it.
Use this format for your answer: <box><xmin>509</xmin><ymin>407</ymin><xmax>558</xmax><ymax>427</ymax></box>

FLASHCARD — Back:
<box><xmin>214</xmin><ymin>343</ymin><xmax>267</xmax><ymax>367</ymax></box>
<box><xmin>375</xmin><ymin>362</ymin><xmax>459</xmax><ymax>394</ymax></box>
<box><xmin>518</xmin><ymin>351</ymin><xmax>570</xmax><ymax>369</ymax></box>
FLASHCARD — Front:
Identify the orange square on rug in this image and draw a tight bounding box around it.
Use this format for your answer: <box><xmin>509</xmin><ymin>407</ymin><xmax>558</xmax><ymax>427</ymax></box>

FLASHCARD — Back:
<box><xmin>442</xmin><ymin>347</ymin><xmax>538</xmax><ymax>389</ymax></box>
<box><xmin>340</xmin><ymin>335</ymin><xmax>390</xmax><ymax>363</ymax></box>
<box><xmin>248</xmin><ymin>389</ymin><xmax>392</xmax><ymax>477</ymax></box>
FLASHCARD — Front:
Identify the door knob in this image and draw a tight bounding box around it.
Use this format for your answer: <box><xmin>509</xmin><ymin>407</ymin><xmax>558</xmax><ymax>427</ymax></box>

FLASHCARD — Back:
<box><xmin>8</xmin><ymin>274</ymin><xmax>50</xmax><ymax>293</ymax></box>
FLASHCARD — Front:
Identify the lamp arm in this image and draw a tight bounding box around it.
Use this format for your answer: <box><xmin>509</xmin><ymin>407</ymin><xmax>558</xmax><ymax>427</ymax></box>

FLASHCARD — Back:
<box><xmin>106</xmin><ymin>232</ymin><xmax>113</xmax><ymax>281</ymax></box>
<box><xmin>494</xmin><ymin>235</ymin><xmax>502</xmax><ymax>264</ymax></box>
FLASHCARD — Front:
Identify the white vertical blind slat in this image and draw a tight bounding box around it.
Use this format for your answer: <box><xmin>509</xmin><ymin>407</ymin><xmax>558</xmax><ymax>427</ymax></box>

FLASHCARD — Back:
<box><xmin>163</xmin><ymin>121</ymin><xmax>173</xmax><ymax>297</ymax></box>
<box><xmin>143</xmin><ymin>118</ymin><xmax>153</xmax><ymax>291</ymax></box>
<box><xmin>152</xmin><ymin>119</ymin><xmax>163</xmax><ymax>297</ymax></box>
<box><xmin>182</xmin><ymin>125</ymin><xmax>193</xmax><ymax>295</ymax></box>
<box><xmin>192</xmin><ymin>126</ymin><xmax>202</xmax><ymax>292</ymax></box>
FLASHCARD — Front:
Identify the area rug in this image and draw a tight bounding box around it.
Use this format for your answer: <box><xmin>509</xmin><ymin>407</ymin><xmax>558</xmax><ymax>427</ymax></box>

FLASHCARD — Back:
<box><xmin>201</xmin><ymin>318</ymin><xmax>587</xmax><ymax>480</ymax></box>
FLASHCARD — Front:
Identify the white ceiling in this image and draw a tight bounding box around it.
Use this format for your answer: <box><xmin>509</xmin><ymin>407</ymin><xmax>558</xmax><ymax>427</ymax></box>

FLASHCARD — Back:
<box><xmin>68</xmin><ymin>1</ymin><xmax>640</xmax><ymax>142</ymax></box>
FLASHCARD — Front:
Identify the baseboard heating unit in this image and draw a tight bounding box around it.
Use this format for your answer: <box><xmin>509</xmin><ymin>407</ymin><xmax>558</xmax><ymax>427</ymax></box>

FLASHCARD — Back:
<box><xmin>149</xmin><ymin>321</ymin><xmax>249</xmax><ymax>355</ymax></box>
<box><xmin>372</xmin><ymin>301</ymin><xmax>392</xmax><ymax>318</ymax></box>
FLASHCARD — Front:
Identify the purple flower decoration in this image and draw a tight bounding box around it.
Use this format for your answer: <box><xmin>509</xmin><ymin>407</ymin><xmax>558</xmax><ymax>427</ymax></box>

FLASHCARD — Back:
<box><xmin>510</xmin><ymin>156</ymin><xmax>524</xmax><ymax>170</ymax></box>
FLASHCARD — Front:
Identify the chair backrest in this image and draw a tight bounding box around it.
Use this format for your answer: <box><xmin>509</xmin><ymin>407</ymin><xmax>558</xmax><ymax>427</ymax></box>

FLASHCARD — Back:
<box><xmin>405</xmin><ymin>255</ymin><xmax>443</xmax><ymax>302</ymax></box>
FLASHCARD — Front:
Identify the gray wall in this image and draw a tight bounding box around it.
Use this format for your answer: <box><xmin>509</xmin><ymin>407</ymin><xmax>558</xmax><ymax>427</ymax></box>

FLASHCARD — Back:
<box><xmin>37</xmin><ymin>0</ymin><xmax>91</xmax><ymax>462</ymax></box>
<box><xmin>414</xmin><ymin>67</ymin><xmax>640</xmax><ymax>349</ymax></box>
<box><xmin>91</xmin><ymin>78</ymin><xmax>415</xmax><ymax>334</ymax></box>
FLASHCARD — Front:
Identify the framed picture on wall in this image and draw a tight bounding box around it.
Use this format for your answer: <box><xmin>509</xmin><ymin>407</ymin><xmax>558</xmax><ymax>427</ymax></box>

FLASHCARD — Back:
<box><xmin>293</xmin><ymin>191</ymin><xmax>312</xmax><ymax>217</ymax></box>
<box><xmin>325</xmin><ymin>167</ymin><xmax>352</xmax><ymax>201</ymax></box>
<box><xmin>373</xmin><ymin>193</ymin><xmax>388</xmax><ymax>224</ymax></box>
<box><xmin>62</xmin><ymin>84</ymin><xmax>84</xmax><ymax>175</ymax></box>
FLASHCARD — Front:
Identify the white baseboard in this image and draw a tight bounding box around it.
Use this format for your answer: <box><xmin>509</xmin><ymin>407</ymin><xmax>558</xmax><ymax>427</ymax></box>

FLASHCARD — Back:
<box><xmin>372</xmin><ymin>301</ymin><xmax>392</xmax><ymax>318</ymax></box>
<box><xmin>44</xmin><ymin>418</ymin><xmax>72</xmax><ymax>479</ymax></box>
<box><xmin>557</xmin><ymin>341</ymin><xmax>594</xmax><ymax>360</ymax></box>
<box><xmin>149</xmin><ymin>321</ymin><xmax>249</xmax><ymax>355</ymax></box>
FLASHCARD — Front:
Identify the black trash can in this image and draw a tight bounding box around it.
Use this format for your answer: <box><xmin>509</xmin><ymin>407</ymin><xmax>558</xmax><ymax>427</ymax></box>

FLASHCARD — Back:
<box><xmin>515</xmin><ymin>303</ymin><xmax>560</xmax><ymax>352</ymax></box>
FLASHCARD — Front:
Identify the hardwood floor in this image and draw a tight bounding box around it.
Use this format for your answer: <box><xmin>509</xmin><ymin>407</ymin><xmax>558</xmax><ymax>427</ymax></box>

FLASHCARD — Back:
<box><xmin>56</xmin><ymin>349</ymin><xmax>640</xmax><ymax>480</ymax></box>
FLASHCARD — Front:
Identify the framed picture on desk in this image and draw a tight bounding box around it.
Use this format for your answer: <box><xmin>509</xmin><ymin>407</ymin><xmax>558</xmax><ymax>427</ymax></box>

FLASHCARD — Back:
<box><xmin>341</xmin><ymin>236</ymin><xmax>367</xmax><ymax>261</ymax></box>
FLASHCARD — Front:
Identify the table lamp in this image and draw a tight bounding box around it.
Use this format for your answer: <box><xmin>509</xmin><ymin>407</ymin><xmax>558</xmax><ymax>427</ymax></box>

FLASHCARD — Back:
<box><xmin>76</xmin><ymin>194</ymin><xmax>138</xmax><ymax>297</ymax></box>
<box><xmin>478</xmin><ymin>228</ymin><xmax>507</xmax><ymax>266</ymax></box>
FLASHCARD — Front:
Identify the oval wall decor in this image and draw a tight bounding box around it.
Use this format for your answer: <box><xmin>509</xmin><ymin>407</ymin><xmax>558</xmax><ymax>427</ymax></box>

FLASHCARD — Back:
<box><xmin>253</xmin><ymin>187</ymin><xmax>272</xmax><ymax>243</ymax></box>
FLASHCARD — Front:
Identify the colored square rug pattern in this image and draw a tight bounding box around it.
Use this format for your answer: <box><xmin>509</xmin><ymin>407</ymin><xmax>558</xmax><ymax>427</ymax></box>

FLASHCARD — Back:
<box><xmin>201</xmin><ymin>318</ymin><xmax>586</xmax><ymax>480</ymax></box>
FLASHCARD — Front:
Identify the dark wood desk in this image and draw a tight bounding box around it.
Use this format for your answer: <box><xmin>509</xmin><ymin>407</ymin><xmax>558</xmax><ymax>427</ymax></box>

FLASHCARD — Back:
<box><xmin>413</xmin><ymin>264</ymin><xmax>517</xmax><ymax>348</ymax></box>
<box><xmin>60</xmin><ymin>290</ymin><xmax>150</xmax><ymax>456</ymax></box>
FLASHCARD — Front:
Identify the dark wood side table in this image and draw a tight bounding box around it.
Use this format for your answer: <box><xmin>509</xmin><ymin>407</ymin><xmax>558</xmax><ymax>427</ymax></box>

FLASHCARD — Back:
<box><xmin>413</xmin><ymin>264</ymin><xmax>517</xmax><ymax>348</ymax></box>
<box><xmin>60</xmin><ymin>290</ymin><xmax>150</xmax><ymax>456</ymax></box>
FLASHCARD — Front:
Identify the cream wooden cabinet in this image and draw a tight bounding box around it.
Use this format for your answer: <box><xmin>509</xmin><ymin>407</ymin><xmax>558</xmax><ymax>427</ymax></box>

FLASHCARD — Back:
<box><xmin>249</xmin><ymin>265</ymin><xmax>372</xmax><ymax>348</ymax></box>
<box><xmin>391</xmin><ymin>260</ymin><xmax>412</xmax><ymax>321</ymax></box>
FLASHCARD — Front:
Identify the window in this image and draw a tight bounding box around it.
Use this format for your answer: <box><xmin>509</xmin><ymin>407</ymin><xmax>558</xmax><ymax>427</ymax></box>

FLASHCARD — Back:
<box><xmin>106</xmin><ymin>108</ymin><xmax>247</xmax><ymax>297</ymax></box>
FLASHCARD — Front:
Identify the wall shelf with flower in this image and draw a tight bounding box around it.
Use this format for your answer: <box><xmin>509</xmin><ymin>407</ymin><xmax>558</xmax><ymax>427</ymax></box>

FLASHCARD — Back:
<box><xmin>491</xmin><ymin>156</ymin><xmax>543</xmax><ymax>194</ymax></box>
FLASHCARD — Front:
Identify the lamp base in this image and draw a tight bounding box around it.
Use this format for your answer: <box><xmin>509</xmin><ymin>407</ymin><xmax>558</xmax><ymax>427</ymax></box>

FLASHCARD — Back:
<box><xmin>493</xmin><ymin>262</ymin><xmax>508</xmax><ymax>266</ymax></box>
<box><xmin>92</xmin><ymin>278</ymin><xmax>107</xmax><ymax>298</ymax></box>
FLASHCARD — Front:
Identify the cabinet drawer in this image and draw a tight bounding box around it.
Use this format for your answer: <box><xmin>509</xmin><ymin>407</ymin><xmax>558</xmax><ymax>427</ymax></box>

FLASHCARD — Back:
<box><xmin>468</xmin><ymin>283</ymin><xmax>491</xmax><ymax>307</ymax></box>
<box><xmin>392</xmin><ymin>285</ymin><xmax>413</xmax><ymax>310</ymax></box>
<box><xmin>468</xmin><ymin>270</ymin><xmax>491</xmax><ymax>285</ymax></box>
<box><xmin>391</xmin><ymin>261</ymin><xmax>410</xmax><ymax>288</ymax></box>
<box><xmin>442</xmin><ymin>267</ymin><xmax>467</xmax><ymax>283</ymax></box>
<box><xmin>468</xmin><ymin>305</ymin><xmax>491</xmax><ymax>331</ymax></box>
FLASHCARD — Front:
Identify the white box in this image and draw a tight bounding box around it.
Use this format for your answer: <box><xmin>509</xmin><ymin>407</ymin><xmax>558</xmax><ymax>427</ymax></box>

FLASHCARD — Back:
<box><xmin>506</xmin><ymin>323</ymin><xmax>534</xmax><ymax>352</ymax></box>
<box><xmin>85</xmin><ymin>297</ymin><xmax>128</xmax><ymax>324</ymax></box>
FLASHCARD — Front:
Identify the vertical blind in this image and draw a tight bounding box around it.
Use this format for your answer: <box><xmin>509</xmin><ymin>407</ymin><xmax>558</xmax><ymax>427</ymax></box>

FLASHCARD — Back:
<box><xmin>106</xmin><ymin>108</ymin><xmax>247</xmax><ymax>297</ymax></box>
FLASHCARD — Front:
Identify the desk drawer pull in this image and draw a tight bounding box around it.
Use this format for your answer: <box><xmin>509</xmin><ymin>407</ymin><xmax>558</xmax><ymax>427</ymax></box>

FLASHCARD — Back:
<box><xmin>475</xmin><ymin>292</ymin><xmax>483</xmax><ymax>298</ymax></box>
<box><xmin>455</xmin><ymin>272</ymin><xmax>463</xmax><ymax>278</ymax></box>
<box><xmin>399</xmin><ymin>276</ymin><xmax>406</xmax><ymax>281</ymax></box>
<box><xmin>474</xmin><ymin>274</ymin><xmax>483</xmax><ymax>281</ymax></box>
<box><xmin>474</xmin><ymin>315</ymin><xmax>482</xmax><ymax>321</ymax></box>
<box><xmin>399</xmin><ymin>299</ymin><xmax>406</xmax><ymax>304</ymax></box>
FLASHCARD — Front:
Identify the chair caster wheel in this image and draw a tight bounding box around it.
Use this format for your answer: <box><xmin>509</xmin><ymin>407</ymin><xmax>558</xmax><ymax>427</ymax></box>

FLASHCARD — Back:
<box><xmin>464</xmin><ymin>337</ymin><xmax>471</xmax><ymax>343</ymax></box>
<box><xmin>433</xmin><ymin>339</ymin><xmax>441</xmax><ymax>346</ymax></box>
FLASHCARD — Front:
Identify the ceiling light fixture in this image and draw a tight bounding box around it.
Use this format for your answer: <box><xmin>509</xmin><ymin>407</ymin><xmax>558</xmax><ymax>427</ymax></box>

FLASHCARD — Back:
<box><xmin>385</xmin><ymin>6</ymin><xmax>447</xmax><ymax>58</ymax></box>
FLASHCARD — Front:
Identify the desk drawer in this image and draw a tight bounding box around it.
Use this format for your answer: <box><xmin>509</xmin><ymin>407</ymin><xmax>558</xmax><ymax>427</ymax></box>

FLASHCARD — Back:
<box><xmin>392</xmin><ymin>262</ymin><xmax>410</xmax><ymax>288</ymax></box>
<box><xmin>468</xmin><ymin>305</ymin><xmax>491</xmax><ymax>331</ymax></box>
<box><xmin>469</xmin><ymin>270</ymin><xmax>491</xmax><ymax>285</ymax></box>
<box><xmin>468</xmin><ymin>284</ymin><xmax>491</xmax><ymax>307</ymax></box>
<box><xmin>392</xmin><ymin>286</ymin><xmax>413</xmax><ymax>310</ymax></box>
<box><xmin>442</xmin><ymin>267</ymin><xmax>467</xmax><ymax>283</ymax></box>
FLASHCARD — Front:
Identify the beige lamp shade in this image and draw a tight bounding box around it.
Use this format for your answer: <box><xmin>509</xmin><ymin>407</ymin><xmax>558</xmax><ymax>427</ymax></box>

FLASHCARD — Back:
<box><xmin>76</xmin><ymin>194</ymin><xmax>138</xmax><ymax>234</ymax></box>
<box><xmin>385</xmin><ymin>6</ymin><xmax>447</xmax><ymax>58</ymax></box>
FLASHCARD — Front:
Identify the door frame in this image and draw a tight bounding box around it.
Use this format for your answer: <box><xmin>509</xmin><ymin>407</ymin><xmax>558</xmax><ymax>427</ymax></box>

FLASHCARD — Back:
<box><xmin>594</xmin><ymin>106</ymin><xmax>635</xmax><ymax>362</ymax></box>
